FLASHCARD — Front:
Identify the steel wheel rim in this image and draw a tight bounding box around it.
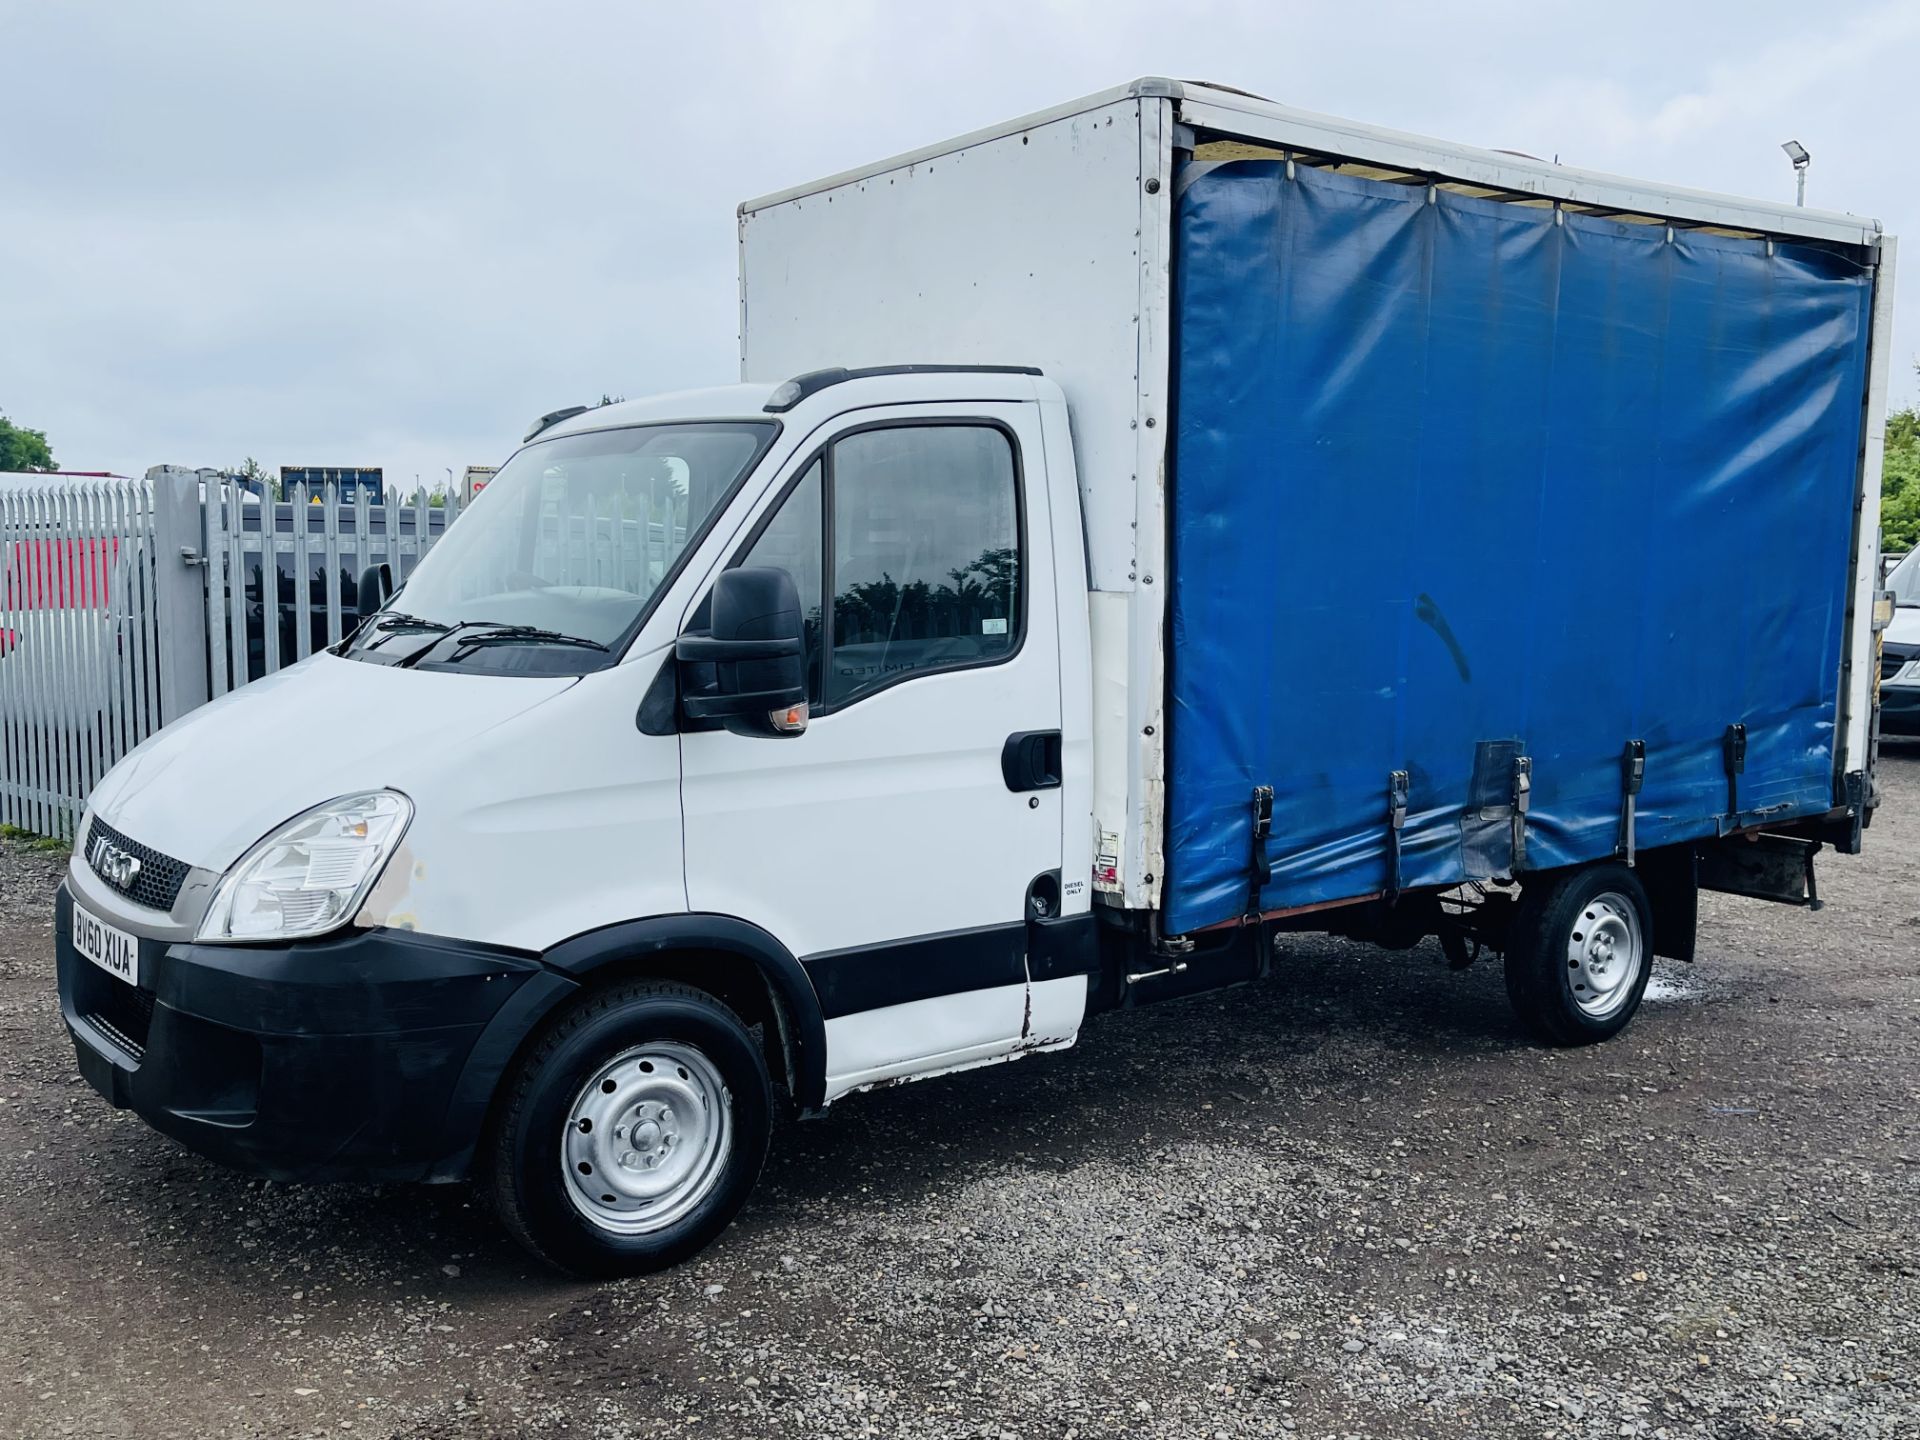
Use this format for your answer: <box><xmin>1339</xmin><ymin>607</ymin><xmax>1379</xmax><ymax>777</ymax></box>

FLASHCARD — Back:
<box><xmin>1566</xmin><ymin>891</ymin><xmax>1644</xmax><ymax>1020</ymax></box>
<box><xmin>561</xmin><ymin>1041</ymin><xmax>733</xmax><ymax>1236</ymax></box>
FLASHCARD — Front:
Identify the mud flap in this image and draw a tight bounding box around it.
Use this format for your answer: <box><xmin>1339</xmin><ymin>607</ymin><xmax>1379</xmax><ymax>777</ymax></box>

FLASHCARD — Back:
<box><xmin>1638</xmin><ymin>846</ymin><xmax>1699</xmax><ymax>964</ymax></box>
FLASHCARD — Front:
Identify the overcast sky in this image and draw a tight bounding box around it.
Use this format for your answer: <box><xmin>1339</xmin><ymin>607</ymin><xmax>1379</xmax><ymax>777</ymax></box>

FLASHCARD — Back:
<box><xmin>4</xmin><ymin>0</ymin><xmax>1915</xmax><ymax>491</ymax></box>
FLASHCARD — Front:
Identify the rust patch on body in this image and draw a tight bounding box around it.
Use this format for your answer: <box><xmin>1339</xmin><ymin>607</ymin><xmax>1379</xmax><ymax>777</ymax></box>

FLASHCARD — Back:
<box><xmin>355</xmin><ymin>842</ymin><xmax>419</xmax><ymax>929</ymax></box>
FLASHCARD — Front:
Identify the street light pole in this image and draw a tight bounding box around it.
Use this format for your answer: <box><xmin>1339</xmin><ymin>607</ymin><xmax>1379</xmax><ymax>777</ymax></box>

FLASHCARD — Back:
<box><xmin>1781</xmin><ymin>140</ymin><xmax>1810</xmax><ymax>207</ymax></box>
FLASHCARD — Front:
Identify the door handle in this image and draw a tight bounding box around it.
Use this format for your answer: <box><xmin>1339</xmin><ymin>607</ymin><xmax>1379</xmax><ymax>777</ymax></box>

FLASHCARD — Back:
<box><xmin>1001</xmin><ymin>730</ymin><xmax>1062</xmax><ymax>792</ymax></box>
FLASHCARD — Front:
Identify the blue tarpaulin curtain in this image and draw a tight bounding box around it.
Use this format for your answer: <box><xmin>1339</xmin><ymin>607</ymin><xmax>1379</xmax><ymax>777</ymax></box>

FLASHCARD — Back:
<box><xmin>1164</xmin><ymin>159</ymin><xmax>1875</xmax><ymax>935</ymax></box>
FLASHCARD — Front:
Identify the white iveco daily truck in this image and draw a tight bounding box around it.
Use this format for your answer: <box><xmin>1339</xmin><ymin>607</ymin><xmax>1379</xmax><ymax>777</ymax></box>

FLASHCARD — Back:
<box><xmin>55</xmin><ymin>81</ymin><xmax>1896</xmax><ymax>1274</ymax></box>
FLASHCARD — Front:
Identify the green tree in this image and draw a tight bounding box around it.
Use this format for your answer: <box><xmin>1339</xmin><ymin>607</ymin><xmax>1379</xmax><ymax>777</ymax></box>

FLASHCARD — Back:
<box><xmin>0</xmin><ymin>412</ymin><xmax>56</xmax><ymax>472</ymax></box>
<box><xmin>1883</xmin><ymin>402</ymin><xmax>1920</xmax><ymax>554</ymax></box>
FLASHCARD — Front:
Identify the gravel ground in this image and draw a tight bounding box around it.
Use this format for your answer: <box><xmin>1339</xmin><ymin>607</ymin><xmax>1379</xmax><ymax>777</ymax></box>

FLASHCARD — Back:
<box><xmin>3</xmin><ymin>749</ymin><xmax>1917</xmax><ymax>1439</ymax></box>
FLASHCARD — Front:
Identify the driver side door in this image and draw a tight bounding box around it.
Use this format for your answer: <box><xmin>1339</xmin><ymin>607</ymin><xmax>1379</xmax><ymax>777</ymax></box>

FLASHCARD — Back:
<box><xmin>678</xmin><ymin>404</ymin><xmax>1065</xmax><ymax>1101</ymax></box>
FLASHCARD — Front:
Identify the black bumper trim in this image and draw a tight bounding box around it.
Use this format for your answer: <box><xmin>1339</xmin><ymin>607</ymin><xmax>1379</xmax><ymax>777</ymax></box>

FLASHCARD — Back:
<box><xmin>56</xmin><ymin>884</ymin><xmax>567</xmax><ymax>1184</ymax></box>
<box><xmin>1881</xmin><ymin>685</ymin><xmax>1920</xmax><ymax>737</ymax></box>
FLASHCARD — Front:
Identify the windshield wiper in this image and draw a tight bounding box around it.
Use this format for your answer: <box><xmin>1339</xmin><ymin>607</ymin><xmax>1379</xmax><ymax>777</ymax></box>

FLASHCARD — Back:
<box><xmin>447</xmin><ymin>625</ymin><xmax>610</xmax><ymax>655</ymax></box>
<box><xmin>395</xmin><ymin>619</ymin><xmax>610</xmax><ymax>668</ymax></box>
<box><xmin>358</xmin><ymin>610</ymin><xmax>452</xmax><ymax>654</ymax></box>
<box><xmin>371</xmin><ymin>611</ymin><xmax>451</xmax><ymax>633</ymax></box>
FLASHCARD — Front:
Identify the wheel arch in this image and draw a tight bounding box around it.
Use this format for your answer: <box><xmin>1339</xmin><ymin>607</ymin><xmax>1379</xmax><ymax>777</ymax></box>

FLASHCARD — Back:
<box><xmin>541</xmin><ymin>914</ymin><xmax>828</xmax><ymax>1116</ymax></box>
<box><xmin>426</xmin><ymin>914</ymin><xmax>827</xmax><ymax>1182</ymax></box>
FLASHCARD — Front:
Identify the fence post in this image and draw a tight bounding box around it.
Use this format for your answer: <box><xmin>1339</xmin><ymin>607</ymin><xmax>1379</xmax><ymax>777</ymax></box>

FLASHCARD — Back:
<box><xmin>147</xmin><ymin>467</ymin><xmax>210</xmax><ymax>726</ymax></box>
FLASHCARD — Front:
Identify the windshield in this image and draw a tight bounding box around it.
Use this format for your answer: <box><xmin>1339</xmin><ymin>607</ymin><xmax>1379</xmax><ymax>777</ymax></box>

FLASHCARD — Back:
<box><xmin>1889</xmin><ymin>550</ymin><xmax>1919</xmax><ymax>607</ymax></box>
<box><xmin>353</xmin><ymin>420</ymin><xmax>775</xmax><ymax>670</ymax></box>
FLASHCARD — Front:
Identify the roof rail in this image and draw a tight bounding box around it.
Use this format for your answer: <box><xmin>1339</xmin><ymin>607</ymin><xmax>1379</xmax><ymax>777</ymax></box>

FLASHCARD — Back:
<box><xmin>524</xmin><ymin>404</ymin><xmax>590</xmax><ymax>442</ymax></box>
<box><xmin>764</xmin><ymin>364</ymin><xmax>1043</xmax><ymax>413</ymax></box>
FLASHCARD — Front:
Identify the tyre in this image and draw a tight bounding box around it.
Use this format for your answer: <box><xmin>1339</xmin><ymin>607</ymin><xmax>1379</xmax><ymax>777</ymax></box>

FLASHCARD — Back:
<box><xmin>487</xmin><ymin>980</ymin><xmax>773</xmax><ymax>1277</ymax></box>
<box><xmin>1503</xmin><ymin>863</ymin><xmax>1653</xmax><ymax>1046</ymax></box>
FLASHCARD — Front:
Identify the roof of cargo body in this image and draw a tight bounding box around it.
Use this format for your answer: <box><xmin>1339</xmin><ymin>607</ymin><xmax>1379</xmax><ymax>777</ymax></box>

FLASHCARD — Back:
<box><xmin>741</xmin><ymin>77</ymin><xmax>1882</xmax><ymax>250</ymax></box>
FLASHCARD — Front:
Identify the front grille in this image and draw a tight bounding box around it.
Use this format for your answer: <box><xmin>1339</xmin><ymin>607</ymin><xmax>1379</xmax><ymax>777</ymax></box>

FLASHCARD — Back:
<box><xmin>85</xmin><ymin>818</ymin><xmax>190</xmax><ymax>913</ymax></box>
<box><xmin>83</xmin><ymin>985</ymin><xmax>154</xmax><ymax>1060</ymax></box>
<box><xmin>1884</xmin><ymin>644</ymin><xmax>1916</xmax><ymax>682</ymax></box>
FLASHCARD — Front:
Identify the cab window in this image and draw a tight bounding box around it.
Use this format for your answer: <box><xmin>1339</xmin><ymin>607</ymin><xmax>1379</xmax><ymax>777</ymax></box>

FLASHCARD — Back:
<box><xmin>735</xmin><ymin>423</ymin><xmax>1022</xmax><ymax>711</ymax></box>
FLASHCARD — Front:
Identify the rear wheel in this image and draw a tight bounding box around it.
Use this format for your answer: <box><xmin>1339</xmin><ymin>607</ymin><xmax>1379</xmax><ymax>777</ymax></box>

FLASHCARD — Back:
<box><xmin>1503</xmin><ymin>863</ymin><xmax>1653</xmax><ymax>1046</ymax></box>
<box><xmin>487</xmin><ymin>980</ymin><xmax>772</xmax><ymax>1277</ymax></box>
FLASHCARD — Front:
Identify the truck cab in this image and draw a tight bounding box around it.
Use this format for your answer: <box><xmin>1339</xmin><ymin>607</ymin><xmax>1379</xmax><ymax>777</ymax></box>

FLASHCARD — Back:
<box><xmin>58</xmin><ymin>370</ymin><xmax>1098</xmax><ymax>1275</ymax></box>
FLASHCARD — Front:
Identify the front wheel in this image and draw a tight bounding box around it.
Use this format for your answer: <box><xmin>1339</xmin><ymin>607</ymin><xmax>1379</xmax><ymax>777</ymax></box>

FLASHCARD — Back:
<box><xmin>1503</xmin><ymin>863</ymin><xmax>1653</xmax><ymax>1046</ymax></box>
<box><xmin>487</xmin><ymin>980</ymin><xmax>773</xmax><ymax>1277</ymax></box>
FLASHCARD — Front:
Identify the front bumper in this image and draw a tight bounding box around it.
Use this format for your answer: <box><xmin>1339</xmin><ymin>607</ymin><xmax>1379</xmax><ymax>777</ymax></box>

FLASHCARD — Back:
<box><xmin>1881</xmin><ymin>685</ymin><xmax>1920</xmax><ymax>737</ymax></box>
<box><xmin>56</xmin><ymin>884</ymin><xmax>576</xmax><ymax>1183</ymax></box>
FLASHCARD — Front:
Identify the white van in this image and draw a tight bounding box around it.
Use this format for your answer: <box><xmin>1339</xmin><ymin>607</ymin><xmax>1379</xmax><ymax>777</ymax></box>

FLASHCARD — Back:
<box><xmin>1881</xmin><ymin>550</ymin><xmax>1920</xmax><ymax>736</ymax></box>
<box><xmin>54</xmin><ymin>82</ymin><xmax>1894</xmax><ymax>1275</ymax></box>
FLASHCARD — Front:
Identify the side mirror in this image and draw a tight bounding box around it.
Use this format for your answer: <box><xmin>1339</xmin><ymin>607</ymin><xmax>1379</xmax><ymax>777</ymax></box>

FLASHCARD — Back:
<box><xmin>355</xmin><ymin>562</ymin><xmax>393</xmax><ymax>621</ymax></box>
<box><xmin>675</xmin><ymin>566</ymin><xmax>808</xmax><ymax>737</ymax></box>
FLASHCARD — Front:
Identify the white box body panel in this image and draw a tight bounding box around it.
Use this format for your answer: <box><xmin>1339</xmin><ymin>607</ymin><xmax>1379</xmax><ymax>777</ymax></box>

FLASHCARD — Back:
<box><xmin>740</xmin><ymin>94</ymin><xmax>1173</xmax><ymax>910</ymax></box>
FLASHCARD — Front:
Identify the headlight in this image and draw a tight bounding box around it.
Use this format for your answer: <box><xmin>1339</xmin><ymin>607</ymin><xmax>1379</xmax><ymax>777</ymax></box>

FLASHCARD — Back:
<box><xmin>197</xmin><ymin>791</ymin><xmax>412</xmax><ymax>943</ymax></box>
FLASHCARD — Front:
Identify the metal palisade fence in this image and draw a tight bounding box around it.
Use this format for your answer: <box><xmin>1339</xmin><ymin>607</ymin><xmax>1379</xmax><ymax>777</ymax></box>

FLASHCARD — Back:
<box><xmin>197</xmin><ymin>473</ymin><xmax>458</xmax><ymax>698</ymax></box>
<box><xmin>0</xmin><ymin>475</ymin><xmax>166</xmax><ymax>840</ymax></box>
<box><xmin>0</xmin><ymin>469</ymin><xmax>459</xmax><ymax>839</ymax></box>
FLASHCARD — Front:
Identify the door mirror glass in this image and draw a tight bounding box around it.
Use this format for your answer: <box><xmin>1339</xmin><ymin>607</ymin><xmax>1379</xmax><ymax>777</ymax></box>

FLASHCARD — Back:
<box><xmin>676</xmin><ymin>566</ymin><xmax>808</xmax><ymax>736</ymax></box>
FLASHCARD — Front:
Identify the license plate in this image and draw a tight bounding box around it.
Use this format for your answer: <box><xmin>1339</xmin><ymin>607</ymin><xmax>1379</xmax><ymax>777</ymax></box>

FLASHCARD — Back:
<box><xmin>71</xmin><ymin>900</ymin><xmax>139</xmax><ymax>987</ymax></box>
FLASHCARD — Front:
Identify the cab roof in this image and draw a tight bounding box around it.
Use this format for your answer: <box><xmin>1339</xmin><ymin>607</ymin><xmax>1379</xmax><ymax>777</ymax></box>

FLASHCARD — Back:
<box><xmin>538</xmin><ymin>384</ymin><xmax>779</xmax><ymax>439</ymax></box>
<box><xmin>531</xmin><ymin>368</ymin><xmax>1050</xmax><ymax>445</ymax></box>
